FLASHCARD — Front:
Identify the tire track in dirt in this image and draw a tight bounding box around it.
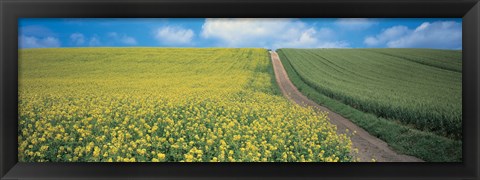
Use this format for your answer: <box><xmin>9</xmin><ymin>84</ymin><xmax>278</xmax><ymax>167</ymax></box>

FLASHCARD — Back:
<box><xmin>270</xmin><ymin>51</ymin><xmax>423</xmax><ymax>162</ymax></box>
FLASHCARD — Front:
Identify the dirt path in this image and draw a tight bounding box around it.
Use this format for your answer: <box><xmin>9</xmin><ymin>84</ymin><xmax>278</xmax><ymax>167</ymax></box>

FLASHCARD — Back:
<box><xmin>270</xmin><ymin>51</ymin><xmax>423</xmax><ymax>162</ymax></box>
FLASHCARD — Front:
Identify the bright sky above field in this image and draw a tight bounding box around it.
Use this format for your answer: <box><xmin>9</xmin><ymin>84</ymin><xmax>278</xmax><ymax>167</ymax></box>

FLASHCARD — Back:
<box><xmin>19</xmin><ymin>18</ymin><xmax>462</xmax><ymax>50</ymax></box>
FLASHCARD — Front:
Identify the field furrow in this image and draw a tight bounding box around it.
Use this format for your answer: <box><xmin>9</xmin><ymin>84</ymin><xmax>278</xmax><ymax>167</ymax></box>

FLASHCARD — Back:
<box><xmin>277</xmin><ymin>48</ymin><xmax>462</xmax><ymax>162</ymax></box>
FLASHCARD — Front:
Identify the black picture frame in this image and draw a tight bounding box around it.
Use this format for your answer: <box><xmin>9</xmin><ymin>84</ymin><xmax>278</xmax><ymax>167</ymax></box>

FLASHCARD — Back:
<box><xmin>1</xmin><ymin>0</ymin><xmax>479</xmax><ymax>179</ymax></box>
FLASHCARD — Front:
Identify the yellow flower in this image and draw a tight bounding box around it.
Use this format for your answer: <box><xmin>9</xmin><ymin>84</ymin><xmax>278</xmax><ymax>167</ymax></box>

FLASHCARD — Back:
<box><xmin>157</xmin><ymin>153</ymin><xmax>166</xmax><ymax>160</ymax></box>
<box><xmin>17</xmin><ymin>48</ymin><xmax>355</xmax><ymax>163</ymax></box>
<box><xmin>184</xmin><ymin>154</ymin><xmax>195</xmax><ymax>162</ymax></box>
<box><xmin>39</xmin><ymin>145</ymin><xmax>49</xmax><ymax>152</ymax></box>
<box><xmin>93</xmin><ymin>146</ymin><xmax>101</xmax><ymax>158</ymax></box>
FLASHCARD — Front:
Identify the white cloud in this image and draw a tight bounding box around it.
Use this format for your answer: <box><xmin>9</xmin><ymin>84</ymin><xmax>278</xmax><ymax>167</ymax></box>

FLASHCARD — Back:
<box><xmin>335</xmin><ymin>18</ymin><xmax>377</xmax><ymax>30</ymax></box>
<box><xmin>89</xmin><ymin>35</ymin><xmax>101</xmax><ymax>46</ymax></box>
<box><xmin>107</xmin><ymin>32</ymin><xmax>137</xmax><ymax>45</ymax></box>
<box><xmin>154</xmin><ymin>26</ymin><xmax>194</xmax><ymax>45</ymax></box>
<box><xmin>70</xmin><ymin>32</ymin><xmax>137</xmax><ymax>47</ymax></box>
<box><xmin>19</xmin><ymin>35</ymin><xmax>61</xmax><ymax>48</ymax></box>
<box><xmin>70</xmin><ymin>33</ymin><xmax>85</xmax><ymax>45</ymax></box>
<box><xmin>200</xmin><ymin>18</ymin><xmax>348</xmax><ymax>49</ymax></box>
<box><xmin>364</xmin><ymin>26</ymin><xmax>409</xmax><ymax>46</ymax></box>
<box><xmin>364</xmin><ymin>21</ymin><xmax>462</xmax><ymax>49</ymax></box>
<box><xmin>19</xmin><ymin>26</ymin><xmax>61</xmax><ymax>48</ymax></box>
<box><xmin>120</xmin><ymin>36</ymin><xmax>137</xmax><ymax>45</ymax></box>
<box><xmin>272</xmin><ymin>28</ymin><xmax>349</xmax><ymax>48</ymax></box>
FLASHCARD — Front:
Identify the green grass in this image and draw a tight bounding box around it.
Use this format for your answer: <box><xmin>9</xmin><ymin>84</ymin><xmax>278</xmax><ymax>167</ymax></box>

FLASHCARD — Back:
<box><xmin>365</xmin><ymin>48</ymin><xmax>461</xmax><ymax>72</ymax></box>
<box><xmin>277</xmin><ymin>48</ymin><xmax>462</xmax><ymax>139</ymax></box>
<box><xmin>277</xmin><ymin>48</ymin><xmax>462</xmax><ymax>162</ymax></box>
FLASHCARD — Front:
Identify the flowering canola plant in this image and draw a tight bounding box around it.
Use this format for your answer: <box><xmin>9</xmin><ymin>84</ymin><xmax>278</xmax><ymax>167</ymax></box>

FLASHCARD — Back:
<box><xmin>18</xmin><ymin>48</ymin><xmax>354</xmax><ymax>162</ymax></box>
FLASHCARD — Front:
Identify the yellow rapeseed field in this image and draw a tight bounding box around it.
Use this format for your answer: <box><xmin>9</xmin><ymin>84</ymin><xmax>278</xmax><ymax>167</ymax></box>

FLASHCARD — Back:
<box><xmin>18</xmin><ymin>48</ymin><xmax>354</xmax><ymax>162</ymax></box>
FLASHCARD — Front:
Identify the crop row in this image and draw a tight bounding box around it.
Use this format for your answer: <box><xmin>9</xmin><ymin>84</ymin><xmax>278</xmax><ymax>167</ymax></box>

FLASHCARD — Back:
<box><xmin>278</xmin><ymin>48</ymin><xmax>462</xmax><ymax>139</ymax></box>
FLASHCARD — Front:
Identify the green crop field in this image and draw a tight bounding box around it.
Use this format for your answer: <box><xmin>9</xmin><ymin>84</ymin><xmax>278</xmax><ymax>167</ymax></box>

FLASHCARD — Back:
<box><xmin>277</xmin><ymin>48</ymin><xmax>462</xmax><ymax>162</ymax></box>
<box><xmin>18</xmin><ymin>48</ymin><xmax>354</xmax><ymax>162</ymax></box>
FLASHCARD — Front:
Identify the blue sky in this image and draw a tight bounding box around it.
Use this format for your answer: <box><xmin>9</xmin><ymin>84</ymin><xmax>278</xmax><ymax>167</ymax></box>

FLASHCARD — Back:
<box><xmin>19</xmin><ymin>18</ymin><xmax>462</xmax><ymax>50</ymax></box>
